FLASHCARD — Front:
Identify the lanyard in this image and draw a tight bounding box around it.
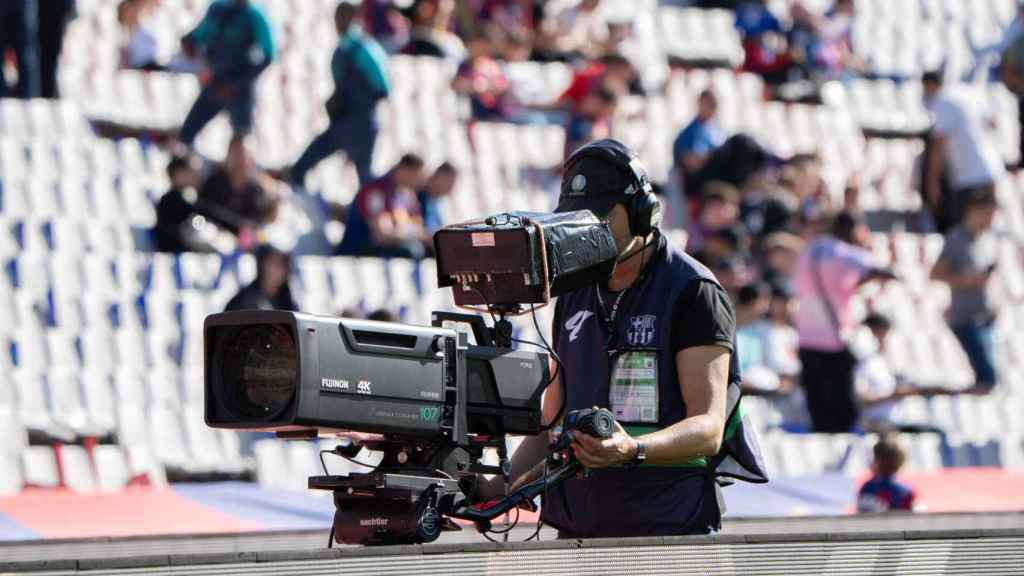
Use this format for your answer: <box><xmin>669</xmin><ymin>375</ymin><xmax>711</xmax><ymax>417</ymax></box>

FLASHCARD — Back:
<box><xmin>595</xmin><ymin>285</ymin><xmax>627</xmax><ymax>355</ymax></box>
<box><xmin>595</xmin><ymin>232</ymin><xmax>661</xmax><ymax>355</ymax></box>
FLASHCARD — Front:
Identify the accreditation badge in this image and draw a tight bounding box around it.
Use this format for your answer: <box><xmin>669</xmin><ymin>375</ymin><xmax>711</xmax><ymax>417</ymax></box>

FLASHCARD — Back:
<box><xmin>608</xmin><ymin>350</ymin><xmax>659</xmax><ymax>424</ymax></box>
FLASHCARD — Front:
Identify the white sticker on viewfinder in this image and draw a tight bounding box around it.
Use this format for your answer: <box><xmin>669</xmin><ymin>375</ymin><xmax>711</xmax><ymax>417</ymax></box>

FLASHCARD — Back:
<box><xmin>472</xmin><ymin>232</ymin><xmax>496</xmax><ymax>247</ymax></box>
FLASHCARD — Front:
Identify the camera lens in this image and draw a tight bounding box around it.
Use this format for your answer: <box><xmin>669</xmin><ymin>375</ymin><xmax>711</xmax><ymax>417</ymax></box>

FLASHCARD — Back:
<box><xmin>221</xmin><ymin>324</ymin><xmax>297</xmax><ymax>420</ymax></box>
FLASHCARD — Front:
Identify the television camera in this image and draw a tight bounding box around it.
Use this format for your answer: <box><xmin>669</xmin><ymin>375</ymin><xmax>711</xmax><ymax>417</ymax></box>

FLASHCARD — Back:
<box><xmin>204</xmin><ymin>211</ymin><xmax>621</xmax><ymax>546</ymax></box>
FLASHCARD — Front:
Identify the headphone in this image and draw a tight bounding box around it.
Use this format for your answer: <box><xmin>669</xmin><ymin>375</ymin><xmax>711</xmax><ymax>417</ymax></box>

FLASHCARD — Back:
<box><xmin>563</xmin><ymin>139</ymin><xmax>661</xmax><ymax>238</ymax></box>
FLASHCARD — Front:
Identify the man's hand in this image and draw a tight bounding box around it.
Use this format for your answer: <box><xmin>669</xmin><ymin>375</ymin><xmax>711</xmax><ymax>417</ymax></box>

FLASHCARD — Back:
<box><xmin>570</xmin><ymin>419</ymin><xmax>638</xmax><ymax>469</ymax></box>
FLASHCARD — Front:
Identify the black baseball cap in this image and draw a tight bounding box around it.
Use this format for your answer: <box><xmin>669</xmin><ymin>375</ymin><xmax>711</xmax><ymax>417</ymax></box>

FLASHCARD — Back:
<box><xmin>555</xmin><ymin>139</ymin><xmax>648</xmax><ymax>217</ymax></box>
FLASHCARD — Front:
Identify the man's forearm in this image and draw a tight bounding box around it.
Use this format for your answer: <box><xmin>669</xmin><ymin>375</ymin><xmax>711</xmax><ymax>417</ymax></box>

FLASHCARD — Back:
<box><xmin>476</xmin><ymin>432</ymin><xmax>549</xmax><ymax>500</ymax></box>
<box><xmin>634</xmin><ymin>413</ymin><xmax>723</xmax><ymax>466</ymax></box>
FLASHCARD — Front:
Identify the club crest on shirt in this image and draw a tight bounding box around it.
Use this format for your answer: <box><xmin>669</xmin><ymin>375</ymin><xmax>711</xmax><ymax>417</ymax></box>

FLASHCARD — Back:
<box><xmin>626</xmin><ymin>314</ymin><xmax>657</xmax><ymax>346</ymax></box>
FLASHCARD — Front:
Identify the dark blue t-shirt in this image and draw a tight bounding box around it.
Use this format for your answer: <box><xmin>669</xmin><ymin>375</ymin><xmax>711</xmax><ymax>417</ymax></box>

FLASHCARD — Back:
<box><xmin>857</xmin><ymin>475</ymin><xmax>915</xmax><ymax>512</ymax></box>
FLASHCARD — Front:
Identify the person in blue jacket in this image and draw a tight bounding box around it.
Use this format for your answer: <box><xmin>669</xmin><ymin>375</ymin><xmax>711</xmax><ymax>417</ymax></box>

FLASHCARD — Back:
<box><xmin>290</xmin><ymin>1</ymin><xmax>390</xmax><ymax>189</ymax></box>
<box><xmin>178</xmin><ymin>0</ymin><xmax>276</xmax><ymax>147</ymax></box>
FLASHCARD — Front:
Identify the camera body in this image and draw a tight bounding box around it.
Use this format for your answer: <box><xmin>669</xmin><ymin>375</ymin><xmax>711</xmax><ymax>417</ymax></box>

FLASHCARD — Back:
<box><xmin>204</xmin><ymin>310</ymin><xmax>548</xmax><ymax>440</ymax></box>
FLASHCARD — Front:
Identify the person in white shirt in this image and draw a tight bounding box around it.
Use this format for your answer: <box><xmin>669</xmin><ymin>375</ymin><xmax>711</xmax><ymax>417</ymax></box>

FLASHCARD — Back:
<box><xmin>855</xmin><ymin>312</ymin><xmax>946</xmax><ymax>434</ymax></box>
<box><xmin>923</xmin><ymin>71</ymin><xmax>1005</xmax><ymax>232</ymax></box>
<box><xmin>548</xmin><ymin>0</ymin><xmax>609</xmax><ymax>60</ymax></box>
<box><xmin>855</xmin><ymin>313</ymin><xmax>913</xmax><ymax>432</ymax></box>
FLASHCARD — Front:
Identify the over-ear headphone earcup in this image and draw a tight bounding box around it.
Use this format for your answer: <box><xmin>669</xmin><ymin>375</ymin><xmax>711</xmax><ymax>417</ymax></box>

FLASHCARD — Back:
<box><xmin>629</xmin><ymin>190</ymin><xmax>659</xmax><ymax>237</ymax></box>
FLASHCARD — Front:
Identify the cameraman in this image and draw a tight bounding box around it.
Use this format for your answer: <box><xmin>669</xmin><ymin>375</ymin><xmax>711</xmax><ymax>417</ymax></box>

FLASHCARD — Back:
<box><xmin>484</xmin><ymin>140</ymin><xmax>766</xmax><ymax>538</ymax></box>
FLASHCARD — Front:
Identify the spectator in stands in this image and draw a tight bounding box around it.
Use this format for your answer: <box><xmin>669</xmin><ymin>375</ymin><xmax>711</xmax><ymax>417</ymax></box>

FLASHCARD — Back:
<box><xmin>453</xmin><ymin>32</ymin><xmax>512</xmax><ymax>121</ymax></box>
<box><xmin>674</xmin><ymin>90</ymin><xmax>724</xmax><ymax>195</ymax></box>
<box><xmin>700</xmin><ymin>226</ymin><xmax>750</xmax><ymax>271</ymax></box>
<box><xmin>118</xmin><ymin>0</ymin><xmax>162</xmax><ymax>70</ymax></box>
<box><xmin>554</xmin><ymin>53</ymin><xmax>637</xmax><ymax>112</ymax></box>
<box><xmin>154</xmin><ymin>153</ymin><xmax>219</xmax><ymax>253</ymax></box>
<box><xmin>760</xmin><ymin>231</ymin><xmax>803</xmax><ymax>290</ymax></box>
<box><xmin>857</xmin><ymin>434</ymin><xmax>916</xmax><ymax>513</ymax></box>
<box><xmin>290</xmin><ymin>2</ymin><xmax>390</xmax><ymax>190</ymax></box>
<box><xmin>401</xmin><ymin>0</ymin><xmax>465</xmax><ymax>65</ymax></box>
<box><xmin>367</xmin><ymin>308</ymin><xmax>398</xmax><ymax>322</ymax></box>
<box><xmin>930</xmin><ymin>187</ymin><xmax>1000</xmax><ymax>394</ymax></box>
<box><xmin>999</xmin><ymin>29</ymin><xmax>1024</xmax><ymax>168</ymax></box>
<box><xmin>854</xmin><ymin>312</ymin><xmax>917</xmax><ymax>433</ymax></box>
<box><xmin>198</xmin><ymin>136</ymin><xmax>280</xmax><ymax>243</ymax></box>
<box><xmin>563</xmin><ymin>84</ymin><xmax>618</xmax><ymax>158</ymax></box>
<box><xmin>742</xmin><ymin>186</ymin><xmax>797</xmax><ymax>245</ymax></box>
<box><xmin>818</xmin><ymin>0</ymin><xmax>859</xmax><ymax>77</ymax></box>
<box><xmin>0</xmin><ymin>0</ymin><xmax>40</xmax><ymax>98</ymax></box>
<box><xmin>922</xmin><ymin>71</ymin><xmax>1005</xmax><ymax>234</ymax></box>
<box><xmin>709</xmin><ymin>253</ymin><xmax>753</xmax><ymax>296</ymax></box>
<box><xmin>761</xmin><ymin>285</ymin><xmax>802</xmax><ymax>381</ymax></box>
<box><xmin>417</xmin><ymin>162</ymin><xmax>457</xmax><ymax>233</ymax></box>
<box><xmin>689</xmin><ymin>134</ymin><xmax>777</xmax><ymax>200</ymax></box>
<box><xmin>177</xmin><ymin>0</ymin><xmax>276</xmax><ymax>147</ymax></box>
<box><xmin>224</xmin><ymin>244</ymin><xmax>297</xmax><ymax>312</ymax></box>
<box><xmin>337</xmin><ymin>153</ymin><xmax>429</xmax><ymax>258</ymax></box>
<box><xmin>786</xmin><ymin>153</ymin><xmax>832</xmax><ymax>220</ymax></box>
<box><xmin>692</xmin><ymin>181</ymin><xmax>741</xmax><ymax>250</ymax></box>
<box><xmin>735</xmin><ymin>0</ymin><xmax>792</xmax><ymax>85</ymax></box>
<box><xmin>363</xmin><ymin>0</ymin><xmax>411</xmax><ymax>53</ymax></box>
<box><xmin>794</xmin><ymin>211</ymin><xmax>896</xmax><ymax>433</ymax></box>
<box><xmin>36</xmin><ymin>0</ymin><xmax>74</xmax><ymax>98</ymax></box>
<box><xmin>544</xmin><ymin>0</ymin><xmax>608</xmax><ymax>61</ymax></box>
<box><xmin>735</xmin><ymin>281</ymin><xmax>782</xmax><ymax>393</ymax></box>
<box><xmin>973</xmin><ymin>1</ymin><xmax>1024</xmax><ymax>82</ymax></box>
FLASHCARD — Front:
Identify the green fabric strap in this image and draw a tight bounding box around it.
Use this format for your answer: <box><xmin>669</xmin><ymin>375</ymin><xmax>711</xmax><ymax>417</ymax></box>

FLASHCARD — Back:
<box><xmin>723</xmin><ymin>399</ymin><xmax>744</xmax><ymax>442</ymax></box>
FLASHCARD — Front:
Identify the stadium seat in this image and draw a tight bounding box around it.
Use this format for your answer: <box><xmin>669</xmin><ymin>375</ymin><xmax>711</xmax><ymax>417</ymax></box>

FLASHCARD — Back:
<box><xmin>216</xmin><ymin>429</ymin><xmax>247</xmax><ymax>474</ymax></box>
<box><xmin>182</xmin><ymin>402</ymin><xmax>223</xmax><ymax>472</ymax></box>
<box><xmin>14</xmin><ymin>370</ymin><xmax>69</xmax><ymax>440</ymax></box>
<box><xmin>60</xmin><ymin>444</ymin><xmax>97</xmax><ymax>493</ymax></box>
<box><xmin>0</xmin><ymin>408</ymin><xmax>28</xmax><ymax>458</ymax></box>
<box><xmin>22</xmin><ymin>446</ymin><xmax>60</xmax><ymax>488</ymax></box>
<box><xmin>0</xmin><ymin>450</ymin><xmax>23</xmax><ymax>495</ymax></box>
<box><xmin>93</xmin><ymin>445</ymin><xmax>131</xmax><ymax>491</ymax></box>
<box><xmin>48</xmin><ymin>369</ymin><xmax>97</xmax><ymax>437</ymax></box>
<box><xmin>82</xmin><ymin>370</ymin><xmax>117</xmax><ymax>435</ymax></box>
<box><xmin>907</xmin><ymin>434</ymin><xmax>943</xmax><ymax>472</ymax></box>
<box><xmin>148</xmin><ymin>405</ymin><xmax>190</xmax><ymax>470</ymax></box>
<box><xmin>253</xmin><ymin>439</ymin><xmax>289</xmax><ymax>490</ymax></box>
<box><xmin>286</xmin><ymin>441</ymin><xmax>323</xmax><ymax>492</ymax></box>
<box><xmin>125</xmin><ymin>444</ymin><xmax>167</xmax><ymax>487</ymax></box>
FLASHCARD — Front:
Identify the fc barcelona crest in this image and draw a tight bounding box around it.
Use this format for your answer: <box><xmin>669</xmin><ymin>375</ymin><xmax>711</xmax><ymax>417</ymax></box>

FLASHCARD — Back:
<box><xmin>625</xmin><ymin>315</ymin><xmax>657</xmax><ymax>346</ymax></box>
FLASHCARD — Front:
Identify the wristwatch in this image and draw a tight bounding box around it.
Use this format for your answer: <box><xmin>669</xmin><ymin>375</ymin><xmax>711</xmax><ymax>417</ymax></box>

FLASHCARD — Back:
<box><xmin>627</xmin><ymin>439</ymin><xmax>647</xmax><ymax>468</ymax></box>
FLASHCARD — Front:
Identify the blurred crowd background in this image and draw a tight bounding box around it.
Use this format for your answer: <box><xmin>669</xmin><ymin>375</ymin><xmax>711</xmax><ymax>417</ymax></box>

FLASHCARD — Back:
<box><xmin>2</xmin><ymin>0</ymin><xmax>1024</xmax><ymax>509</ymax></box>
